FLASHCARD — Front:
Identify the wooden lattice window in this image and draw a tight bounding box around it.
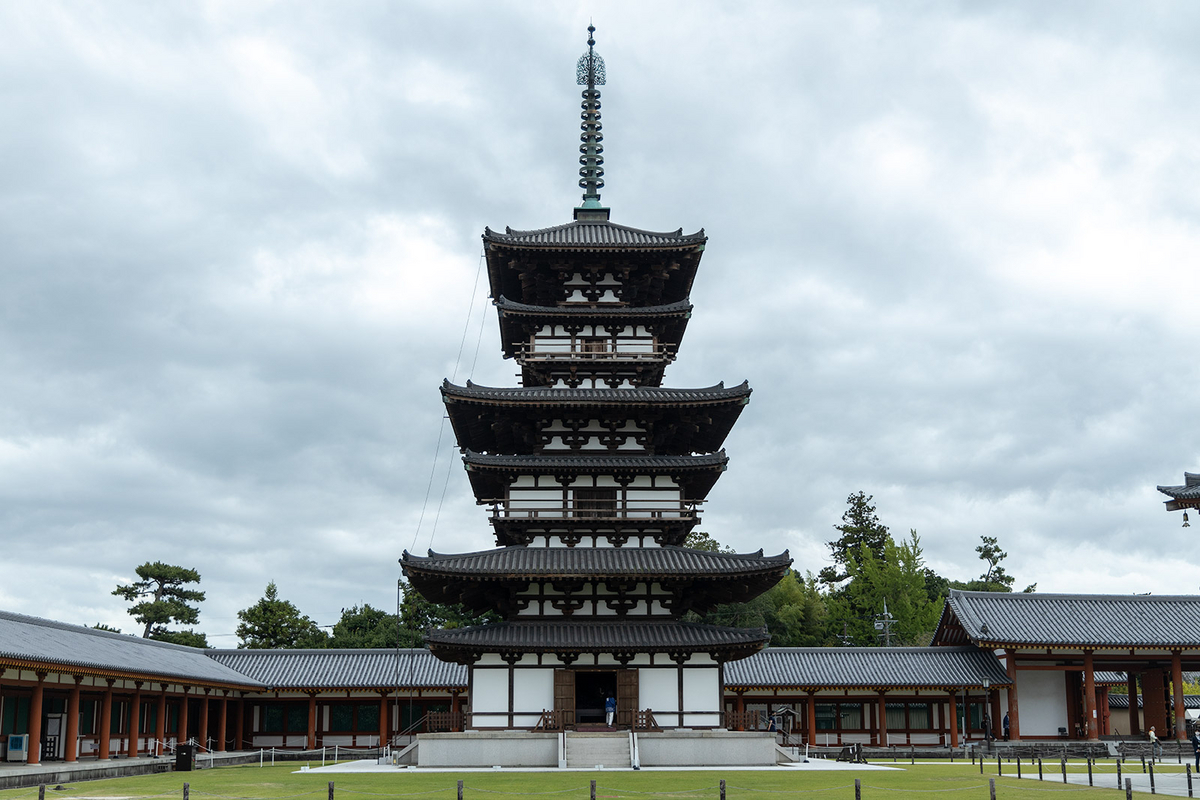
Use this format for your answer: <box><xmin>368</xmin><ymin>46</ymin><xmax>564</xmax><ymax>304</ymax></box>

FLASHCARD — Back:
<box><xmin>574</xmin><ymin>488</ymin><xmax>617</xmax><ymax>517</ymax></box>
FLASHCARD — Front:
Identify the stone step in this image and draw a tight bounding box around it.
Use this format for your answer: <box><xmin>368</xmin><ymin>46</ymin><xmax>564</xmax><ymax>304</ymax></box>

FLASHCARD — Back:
<box><xmin>564</xmin><ymin>732</ymin><xmax>631</xmax><ymax>768</ymax></box>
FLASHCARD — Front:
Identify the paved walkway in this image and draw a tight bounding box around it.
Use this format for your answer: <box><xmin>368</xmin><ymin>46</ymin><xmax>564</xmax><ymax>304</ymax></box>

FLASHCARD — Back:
<box><xmin>999</xmin><ymin>764</ymin><xmax>1198</xmax><ymax>798</ymax></box>
<box><xmin>299</xmin><ymin>759</ymin><xmax>903</xmax><ymax>774</ymax></box>
<box><xmin>0</xmin><ymin>752</ymin><xmax>256</xmax><ymax>790</ymax></box>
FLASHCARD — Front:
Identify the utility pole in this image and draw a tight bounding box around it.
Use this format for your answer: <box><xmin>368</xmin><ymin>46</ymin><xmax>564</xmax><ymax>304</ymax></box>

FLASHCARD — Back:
<box><xmin>874</xmin><ymin>600</ymin><xmax>895</xmax><ymax>646</ymax></box>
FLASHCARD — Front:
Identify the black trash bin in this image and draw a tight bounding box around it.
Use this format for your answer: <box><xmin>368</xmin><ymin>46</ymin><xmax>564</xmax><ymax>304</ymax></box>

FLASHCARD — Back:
<box><xmin>176</xmin><ymin>744</ymin><xmax>196</xmax><ymax>772</ymax></box>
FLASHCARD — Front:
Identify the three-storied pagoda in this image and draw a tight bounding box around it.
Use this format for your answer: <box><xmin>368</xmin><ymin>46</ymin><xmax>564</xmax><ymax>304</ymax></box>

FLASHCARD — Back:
<box><xmin>402</xmin><ymin>27</ymin><xmax>790</xmax><ymax>734</ymax></box>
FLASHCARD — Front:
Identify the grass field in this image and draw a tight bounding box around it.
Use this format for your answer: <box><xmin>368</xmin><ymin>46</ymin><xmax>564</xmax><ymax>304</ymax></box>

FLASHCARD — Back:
<box><xmin>0</xmin><ymin>759</ymin><xmax>1176</xmax><ymax>800</ymax></box>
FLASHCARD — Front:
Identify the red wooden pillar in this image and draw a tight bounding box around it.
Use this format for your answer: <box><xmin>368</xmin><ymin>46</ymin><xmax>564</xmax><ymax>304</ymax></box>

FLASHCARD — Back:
<box><xmin>307</xmin><ymin>694</ymin><xmax>318</xmax><ymax>750</ymax></box>
<box><xmin>179</xmin><ymin>687</ymin><xmax>191</xmax><ymax>744</ymax></box>
<box><xmin>948</xmin><ymin>692</ymin><xmax>959</xmax><ymax>748</ymax></box>
<box><xmin>1005</xmin><ymin>651</ymin><xmax>1021</xmax><ymax>740</ymax></box>
<box><xmin>989</xmin><ymin>690</ymin><xmax>1003</xmax><ymax>740</ymax></box>
<box><xmin>127</xmin><ymin>683</ymin><xmax>142</xmax><ymax>757</ymax></box>
<box><xmin>1084</xmin><ymin>650</ymin><xmax>1098</xmax><ymax>740</ymax></box>
<box><xmin>1127</xmin><ymin>672</ymin><xmax>1141</xmax><ymax>736</ymax></box>
<box><xmin>877</xmin><ymin>692</ymin><xmax>888</xmax><ymax>746</ymax></box>
<box><xmin>65</xmin><ymin>676</ymin><xmax>83</xmax><ymax>763</ymax></box>
<box><xmin>1173</xmin><ymin>652</ymin><xmax>1186</xmax><ymax>740</ymax></box>
<box><xmin>155</xmin><ymin>686</ymin><xmax>167</xmax><ymax>756</ymax></box>
<box><xmin>1099</xmin><ymin>687</ymin><xmax>1111</xmax><ymax>735</ymax></box>
<box><xmin>197</xmin><ymin>690</ymin><xmax>210</xmax><ymax>751</ymax></box>
<box><xmin>806</xmin><ymin>692</ymin><xmax>817</xmax><ymax>746</ymax></box>
<box><xmin>99</xmin><ymin>680</ymin><xmax>114</xmax><ymax>759</ymax></box>
<box><xmin>378</xmin><ymin>694</ymin><xmax>388</xmax><ymax>747</ymax></box>
<box><xmin>217</xmin><ymin>693</ymin><xmax>228</xmax><ymax>751</ymax></box>
<box><xmin>27</xmin><ymin>673</ymin><xmax>46</xmax><ymax>765</ymax></box>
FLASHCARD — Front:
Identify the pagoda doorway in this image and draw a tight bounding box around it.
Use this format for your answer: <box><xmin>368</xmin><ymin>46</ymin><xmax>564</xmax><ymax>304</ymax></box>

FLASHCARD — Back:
<box><xmin>575</xmin><ymin>671</ymin><xmax>616</xmax><ymax>727</ymax></box>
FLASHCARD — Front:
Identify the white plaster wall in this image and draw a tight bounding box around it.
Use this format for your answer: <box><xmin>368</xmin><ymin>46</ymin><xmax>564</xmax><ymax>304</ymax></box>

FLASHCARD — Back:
<box><xmin>512</xmin><ymin>669</ymin><xmax>554</xmax><ymax>727</ymax></box>
<box><xmin>640</xmin><ymin>668</ymin><xmax>678</xmax><ymax>717</ymax></box>
<box><xmin>471</xmin><ymin>669</ymin><xmax>509</xmax><ymax>728</ymax></box>
<box><xmin>683</xmin><ymin>668</ymin><xmax>720</xmax><ymax>727</ymax></box>
<box><xmin>1016</xmin><ymin>670</ymin><xmax>1068</xmax><ymax>736</ymax></box>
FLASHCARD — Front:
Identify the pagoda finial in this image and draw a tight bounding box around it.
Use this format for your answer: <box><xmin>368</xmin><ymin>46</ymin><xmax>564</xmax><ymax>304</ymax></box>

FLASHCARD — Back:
<box><xmin>575</xmin><ymin>24</ymin><xmax>609</xmax><ymax>220</ymax></box>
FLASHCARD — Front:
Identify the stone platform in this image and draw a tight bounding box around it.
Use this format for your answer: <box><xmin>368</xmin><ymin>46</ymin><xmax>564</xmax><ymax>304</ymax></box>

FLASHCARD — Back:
<box><xmin>413</xmin><ymin>730</ymin><xmax>776</xmax><ymax>768</ymax></box>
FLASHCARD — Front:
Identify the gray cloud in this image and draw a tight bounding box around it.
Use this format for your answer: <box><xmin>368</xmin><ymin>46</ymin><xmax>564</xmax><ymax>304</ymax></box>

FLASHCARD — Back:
<box><xmin>3</xmin><ymin>1</ymin><xmax>1200</xmax><ymax>640</ymax></box>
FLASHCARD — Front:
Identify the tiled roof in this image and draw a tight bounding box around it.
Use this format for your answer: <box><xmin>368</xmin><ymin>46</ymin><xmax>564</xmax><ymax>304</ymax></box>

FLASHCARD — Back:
<box><xmin>484</xmin><ymin>221</ymin><xmax>706</xmax><ymax>250</ymax></box>
<box><xmin>1158</xmin><ymin>472</ymin><xmax>1200</xmax><ymax>501</ymax></box>
<box><xmin>425</xmin><ymin>620</ymin><xmax>768</xmax><ymax>654</ymax></box>
<box><xmin>944</xmin><ymin>591</ymin><xmax>1200</xmax><ymax>647</ymax></box>
<box><xmin>207</xmin><ymin>649</ymin><xmax>465</xmax><ymax>689</ymax></box>
<box><xmin>464</xmin><ymin>451</ymin><xmax>728</xmax><ymax>473</ymax></box>
<box><xmin>442</xmin><ymin>380</ymin><xmax>751</xmax><ymax>406</ymax></box>
<box><xmin>402</xmin><ymin>546</ymin><xmax>791</xmax><ymax>578</ymax></box>
<box><xmin>725</xmin><ymin>646</ymin><xmax>1011</xmax><ymax>690</ymax></box>
<box><xmin>495</xmin><ymin>297</ymin><xmax>694</xmax><ymax>318</ymax></box>
<box><xmin>1108</xmin><ymin>694</ymin><xmax>1200</xmax><ymax>709</ymax></box>
<box><xmin>0</xmin><ymin>611</ymin><xmax>261</xmax><ymax>687</ymax></box>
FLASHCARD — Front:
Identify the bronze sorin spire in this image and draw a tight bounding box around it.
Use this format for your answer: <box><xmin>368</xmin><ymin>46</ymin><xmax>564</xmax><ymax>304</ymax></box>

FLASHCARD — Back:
<box><xmin>575</xmin><ymin>24</ymin><xmax>608</xmax><ymax>216</ymax></box>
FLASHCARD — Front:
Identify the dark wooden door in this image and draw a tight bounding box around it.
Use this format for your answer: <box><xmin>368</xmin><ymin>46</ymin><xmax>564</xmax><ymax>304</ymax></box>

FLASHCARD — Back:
<box><xmin>554</xmin><ymin>669</ymin><xmax>575</xmax><ymax>728</ymax></box>
<box><xmin>616</xmin><ymin>668</ymin><xmax>638</xmax><ymax>728</ymax></box>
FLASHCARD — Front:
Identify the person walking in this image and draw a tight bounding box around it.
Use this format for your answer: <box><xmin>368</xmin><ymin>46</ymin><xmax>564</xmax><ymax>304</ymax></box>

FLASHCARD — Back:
<box><xmin>1150</xmin><ymin>726</ymin><xmax>1163</xmax><ymax>760</ymax></box>
<box><xmin>1003</xmin><ymin>712</ymin><xmax>1011</xmax><ymax>741</ymax></box>
<box><xmin>1191</xmin><ymin>727</ymin><xmax>1200</xmax><ymax>769</ymax></box>
<box><xmin>605</xmin><ymin>695</ymin><xmax>616</xmax><ymax>727</ymax></box>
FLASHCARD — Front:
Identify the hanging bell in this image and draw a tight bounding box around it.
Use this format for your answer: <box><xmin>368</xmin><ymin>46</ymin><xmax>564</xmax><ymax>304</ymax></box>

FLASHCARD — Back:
<box><xmin>1184</xmin><ymin>511</ymin><xmax>1191</xmax><ymax>528</ymax></box>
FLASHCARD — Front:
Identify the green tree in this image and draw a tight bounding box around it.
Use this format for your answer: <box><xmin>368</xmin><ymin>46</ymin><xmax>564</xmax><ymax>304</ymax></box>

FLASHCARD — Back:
<box><xmin>759</xmin><ymin>570</ymin><xmax>829</xmax><ymax>646</ymax></box>
<box><xmin>824</xmin><ymin>532</ymin><xmax>941</xmax><ymax>646</ymax></box>
<box><xmin>949</xmin><ymin>535</ymin><xmax>1033</xmax><ymax>593</ymax></box>
<box><xmin>818</xmin><ymin>492</ymin><xmax>890</xmax><ymax>584</ymax></box>
<box><xmin>112</xmin><ymin>561</ymin><xmax>208</xmax><ymax>646</ymax></box>
<box><xmin>329</xmin><ymin>604</ymin><xmax>404</xmax><ymax>648</ymax></box>
<box><xmin>684</xmin><ymin>530</ymin><xmax>734</xmax><ymax>553</ymax></box>
<box><xmin>236</xmin><ymin>582</ymin><xmax>328</xmax><ymax>649</ymax></box>
<box><xmin>92</xmin><ymin>623</ymin><xmax>122</xmax><ymax>633</ymax></box>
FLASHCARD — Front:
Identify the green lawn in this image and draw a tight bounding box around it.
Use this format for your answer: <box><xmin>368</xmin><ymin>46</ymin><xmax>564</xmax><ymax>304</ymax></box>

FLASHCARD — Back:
<box><xmin>0</xmin><ymin>760</ymin><xmax>1176</xmax><ymax>800</ymax></box>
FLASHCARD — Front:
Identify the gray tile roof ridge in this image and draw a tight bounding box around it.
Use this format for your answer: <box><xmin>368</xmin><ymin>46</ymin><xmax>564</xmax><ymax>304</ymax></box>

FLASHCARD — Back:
<box><xmin>444</xmin><ymin>379</ymin><xmax>751</xmax><ymax>400</ymax></box>
<box><xmin>484</xmin><ymin>220</ymin><xmax>706</xmax><ymax>244</ymax></box>
<box><xmin>756</xmin><ymin>645</ymin><xmax>982</xmax><ymax>653</ymax></box>
<box><xmin>0</xmin><ymin>609</ymin><xmax>205</xmax><ymax>653</ymax></box>
<box><xmin>494</xmin><ymin>296</ymin><xmax>694</xmax><ymax>315</ymax></box>
<box><xmin>207</xmin><ymin>648</ymin><xmax>430</xmax><ymax>655</ymax></box>
<box><xmin>463</xmin><ymin>450</ymin><xmax>728</xmax><ymax>467</ymax></box>
<box><xmin>401</xmin><ymin>544</ymin><xmax>791</xmax><ymax>568</ymax></box>
<box><xmin>950</xmin><ymin>589</ymin><xmax>1200</xmax><ymax>602</ymax></box>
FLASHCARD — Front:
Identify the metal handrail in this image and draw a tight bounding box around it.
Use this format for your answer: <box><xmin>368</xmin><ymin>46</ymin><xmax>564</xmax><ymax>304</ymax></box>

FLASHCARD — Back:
<box><xmin>487</xmin><ymin>501</ymin><xmax>701</xmax><ymax>520</ymax></box>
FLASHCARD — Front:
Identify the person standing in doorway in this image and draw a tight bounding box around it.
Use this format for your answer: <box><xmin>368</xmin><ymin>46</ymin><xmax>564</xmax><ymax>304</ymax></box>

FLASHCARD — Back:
<box><xmin>1003</xmin><ymin>712</ymin><xmax>1011</xmax><ymax>741</ymax></box>
<box><xmin>605</xmin><ymin>695</ymin><xmax>616</xmax><ymax>727</ymax></box>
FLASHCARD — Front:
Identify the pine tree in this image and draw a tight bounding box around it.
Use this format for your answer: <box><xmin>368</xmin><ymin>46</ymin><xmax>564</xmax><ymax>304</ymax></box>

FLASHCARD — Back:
<box><xmin>235</xmin><ymin>582</ymin><xmax>328</xmax><ymax>649</ymax></box>
<box><xmin>112</xmin><ymin>561</ymin><xmax>207</xmax><ymax>646</ymax></box>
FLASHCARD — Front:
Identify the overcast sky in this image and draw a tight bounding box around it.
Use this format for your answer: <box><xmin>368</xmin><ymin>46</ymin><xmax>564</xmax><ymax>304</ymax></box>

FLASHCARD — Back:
<box><xmin>4</xmin><ymin>1</ymin><xmax>1200</xmax><ymax>643</ymax></box>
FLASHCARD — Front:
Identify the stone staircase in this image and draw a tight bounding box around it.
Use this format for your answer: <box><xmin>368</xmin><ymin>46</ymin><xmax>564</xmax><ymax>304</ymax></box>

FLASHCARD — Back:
<box><xmin>565</xmin><ymin>732</ymin><xmax>631</xmax><ymax>769</ymax></box>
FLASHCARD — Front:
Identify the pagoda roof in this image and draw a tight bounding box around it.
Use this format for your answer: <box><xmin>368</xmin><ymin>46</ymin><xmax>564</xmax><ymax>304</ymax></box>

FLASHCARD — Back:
<box><xmin>442</xmin><ymin>380</ymin><xmax>750</xmax><ymax>407</ymax></box>
<box><xmin>725</xmin><ymin>646</ymin><xmax>1011</xmax><ymax>691</ymax></box>
<box><xmin>484</xmin><ymin>220</ymin><xmax>706</xmax><ymax>251</ymax></box>
<box><xmin>402</xmin><ymin>545</ymin><xmax>791</xmax><ymax>580</ymax></box>
<box><xmin>424</xmin><ymin>619</ymin><xmax>768</xmax><ymax>664</ymax></box>
<box><xmin>1158</xmin><ymin>472</ymin><xmax>1200</xmax><ymax>510</ymax></box>
<box><xmin>495</xmin><ymin>296</ymin><xmax>694</xmax><ymax>318</ymax></box>
<box><xmin>934</xmin><ymin>590</ymin><xmax>1200</xmax><ymax>649</ymax></box>
<box><xmin>462</xmin><ymin>450</ymin><xmax>728</xmax><ymax>501</ymax></box>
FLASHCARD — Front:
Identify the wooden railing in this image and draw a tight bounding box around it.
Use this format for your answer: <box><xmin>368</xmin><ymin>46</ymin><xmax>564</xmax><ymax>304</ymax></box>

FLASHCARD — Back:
<box><xmin>533</xmin><ymin>710</ymin><xmax>571</xmax><ymax>732</ymax></box>
<box><xmin>633</xmin><ymin>710</ymin><xmax>661</xmax><ymax>732</ymax></box>
<box><xmin>488</xmin><ymin>501</ymin><xmax>701</xmax><ymax>521</ymax></box>
<box><xmin>518</xmin><ymin>345</ymin><xmax>675</xmax><ymax>362</ymax></box>
<box><xmin>427</xmin><ymin>712</ymin><xmax>465</xmax><ymax>733</ymax></box>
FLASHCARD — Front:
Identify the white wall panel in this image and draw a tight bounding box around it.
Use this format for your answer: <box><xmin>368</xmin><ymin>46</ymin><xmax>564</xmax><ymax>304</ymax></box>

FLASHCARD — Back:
<box><xmin>1016</xmin><ymin>670</ymin><xmax>1068</xmax><ymax>736</ymax></box>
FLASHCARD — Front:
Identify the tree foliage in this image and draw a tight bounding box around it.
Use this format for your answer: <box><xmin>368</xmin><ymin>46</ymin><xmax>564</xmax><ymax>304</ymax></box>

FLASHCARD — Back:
<box><xmin>818</xmin><ymin>492</ymin><xmax>890</xmax><ymax>584</ymax></box>
<box><xmin>329</xmin><ymin>604</ymin><xmax>405</xmax><ymax>649</ymax></box>
<box><xmin>236</xmin><ymin>582</ymin><xmax>328</xmax><ymax>649</ymax></box>
<box><xmin>398</xmin><ymin>580</ymin><xmax>499</xmax><ymax>646</ymax></box>
<box><xmin>112</xmin><ymin>561</ymin><xmax>207</xmax><ymax>646</ymax></box>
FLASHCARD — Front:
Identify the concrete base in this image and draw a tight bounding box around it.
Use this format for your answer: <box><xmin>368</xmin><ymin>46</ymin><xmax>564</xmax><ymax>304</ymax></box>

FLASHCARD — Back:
<box><xmin>414</xmin><ymin>730</ymin><xmax>776</xmax><ymax>768</ymax></box>
<box><xmin>417</xmin><ymin>732</ymin><xmax>559</xmax><ymax>768</ymax></box>
<box><xmin>637</xmin><ymin>731</ymin><xmax>776</xmax><ymax>767</ymax></box>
